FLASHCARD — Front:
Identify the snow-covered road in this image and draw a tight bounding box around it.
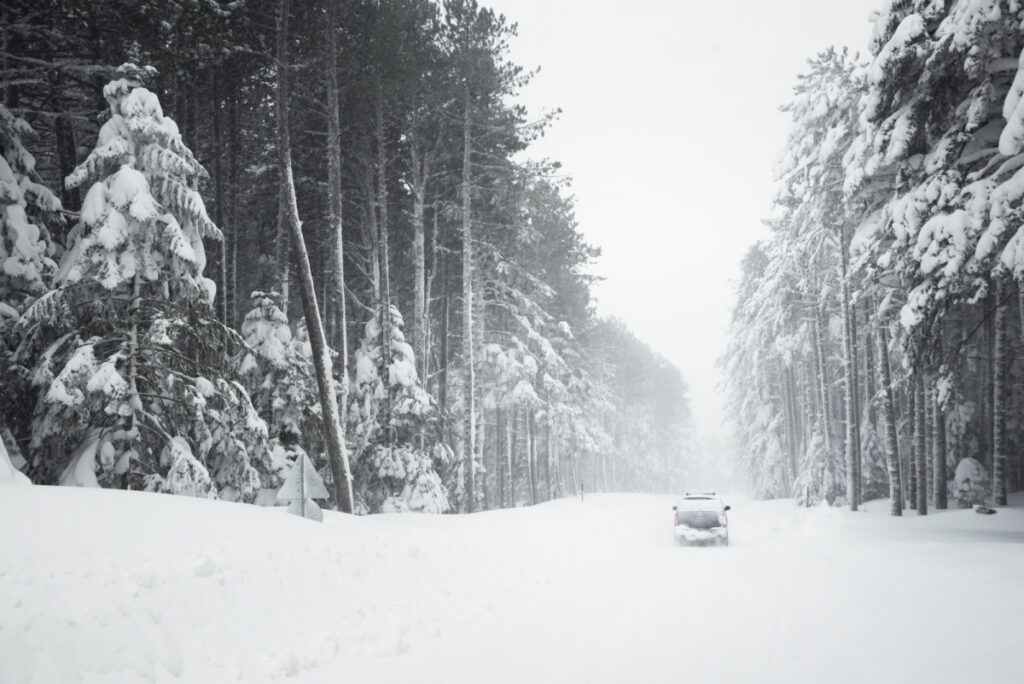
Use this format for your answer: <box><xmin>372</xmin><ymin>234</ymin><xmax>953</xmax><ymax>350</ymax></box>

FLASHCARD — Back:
<box><xmin>2</xmin><ymin>486</ymin><xmax>1022</xmax><ymax>683</ymax></box>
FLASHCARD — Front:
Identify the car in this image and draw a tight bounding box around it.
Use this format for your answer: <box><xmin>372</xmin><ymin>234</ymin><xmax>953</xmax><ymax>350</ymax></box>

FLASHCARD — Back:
<box><xmin>672</xmin><ymin>492</ymin><xmax>730</xmax><ymax>546</ymax></box>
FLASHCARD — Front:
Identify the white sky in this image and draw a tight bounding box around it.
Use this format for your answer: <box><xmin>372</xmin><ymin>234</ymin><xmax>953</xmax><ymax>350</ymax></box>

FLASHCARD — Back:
<box><xmin>486</xmin><ymin>0</ymin><xmax>881</xmax><ymax>447</ymax></box>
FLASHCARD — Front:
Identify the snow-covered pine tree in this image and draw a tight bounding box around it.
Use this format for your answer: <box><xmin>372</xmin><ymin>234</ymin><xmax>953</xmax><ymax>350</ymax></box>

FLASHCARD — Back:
<box><xmin>775</xmin><ymin>47</ymin><xmax>866</xmax><ymax>509</ymax></box>
<box><xmin>0</xmin><ymin>104</ymin><xmax>60</xmax><ymax>309</ymax></box>
<box><xmin>0</xmin><ymin>103</ymin><xmax>62</xmax><ymax>458</ymax></box>
<box><xmin>856</xmin><ymin>2</ymin><xmax>1024</xmax><ymax>506</ymax></box>
<box><xmin>22</xmin><ymin>67</ymin><xmax>270</xmax><ymax>499</ymax></box>
<box><xmin>239</xmin><ymin>291</ymin><xmax>324</xmax><ymax>500</ymax></box>
<box><xmin>349</xmin><ymin>305</ymin><xmax>448</xmax><ymax>513</ymax></box>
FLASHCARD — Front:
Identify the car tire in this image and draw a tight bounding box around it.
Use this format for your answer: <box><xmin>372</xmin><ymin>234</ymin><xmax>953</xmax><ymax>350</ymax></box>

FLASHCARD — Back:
<box><xmin>676</xmin><ymin>537</ymin><xmax>687</xmax><ymax>547</ymax></box>
<box><xmin>721</xmin><ymin>535</ymin><xmax>729</xmax><ymax>547</ymax></box>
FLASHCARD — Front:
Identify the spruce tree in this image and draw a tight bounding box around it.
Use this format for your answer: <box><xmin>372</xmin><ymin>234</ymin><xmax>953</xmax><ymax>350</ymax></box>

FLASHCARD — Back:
<box><xmin>24</xmin><ymin>68</ymin><xmax>270</xmax><ymax>498</ymax></box>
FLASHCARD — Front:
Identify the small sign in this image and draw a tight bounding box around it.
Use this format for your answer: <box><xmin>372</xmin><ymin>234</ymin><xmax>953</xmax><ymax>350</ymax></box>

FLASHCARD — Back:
<box><xmin>277</xmin><ymin>452</ymin><xmax>328</xmax><ymax>522</ymax></box>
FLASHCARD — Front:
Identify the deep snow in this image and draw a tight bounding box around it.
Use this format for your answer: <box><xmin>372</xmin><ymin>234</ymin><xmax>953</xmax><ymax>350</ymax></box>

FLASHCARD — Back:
<box><xmin>2</xmin><ymin>486</ymin><xmax>1022</xmax><ymax>683</ymax></box>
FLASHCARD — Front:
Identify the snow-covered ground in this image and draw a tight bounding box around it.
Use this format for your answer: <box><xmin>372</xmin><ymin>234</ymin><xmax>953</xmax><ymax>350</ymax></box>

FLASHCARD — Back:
<box><xmin>2</xmin><ymin>486</ymin><xmax>1022</xmax><ymax>684</ymax></box>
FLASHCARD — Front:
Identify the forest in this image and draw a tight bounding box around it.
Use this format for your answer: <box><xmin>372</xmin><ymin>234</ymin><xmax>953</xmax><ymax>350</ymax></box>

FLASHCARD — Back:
<box><xmin>722</xmin><ymin>1</ymin><xmax>1024</xmax><ymax>513</ymax></box>
<box><xmin>0</xmin><ymin>0</ymin><xmax>693</xmax><ymax>513</ymax></box>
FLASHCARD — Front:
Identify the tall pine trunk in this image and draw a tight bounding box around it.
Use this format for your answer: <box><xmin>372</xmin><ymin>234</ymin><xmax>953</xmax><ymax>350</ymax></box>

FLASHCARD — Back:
<box><xmin>438</xmin><ymin>264</ymin><xmax>449</xmax><ymax>441</ymax></box>
<box><xmin>461</xmin><ymin>84</ymin><xmax>476</xmax><ymax>512</ymax></box>
<box><xmin>544</xmin><ymin>419</ymin><xmax>553</xmax><ymax>500</ymax></box>
<box><xmin>324</xmin><ymin>8</ymin><xmax>350</xmax><ymax>487</ymax></box>
<box><xmin>915</xmin><ymin>376</ymin><xmax>927</xmax><ymax>515</ymax></box>
<box><xmin>275</xmin><ymin>185</ymin><xmax>290</xmax><ymax>310</ymax></box>
<box><xmin>876</xmin><ymin>317</ymin><xmax>902</xmax><ymax>516</ymax></box>
<box><xmin>211</xmin><ymin>73</ymin><xmax>227</xmax><ymax>324</ymax></box>
<box><xmin>933</xmin><ymin>378</ymin><xmax>947</xmax><ymax>509</ymax></box>
<box><xmin>410</xmin><ymin>142</ymin><xmax>430</xmax><ymax>384</ymax></box>
<box><xmin>495</xmin><ymin>407</ymin><xmax>504</xmax><ymax>508</ymax></box>
<box><xmin>276</xmin><ymin>0</ymin><xmax>352</xmax><ymax>512</ymax></box>
<box><xmin>993</xmin><ymin>275</ymin><xmax>1009</xmax><ymax>506</ymax></box>
<box><xmin>508</xmin><ymin>406</ymin><xmax>517</xmax><ymax>505</ymax></box>
<box><xmin>910</xmin><ymin>387</ymin><xmax>919</xmax><ymax>508</ymax></box>
<box><xmin>839</xmin><ymin>232</ymin><xmax>861</xmax><ymax>509</ymax></box>
<box><xmin>227</xmin><ymin>86</ymin><xmax>240</xmax><ymax>328</ymax></box>
<box><xmin>375</xmin><ymin>80</ymin><xmax>394</xmax><ymax>450</ymax></box>
<box><xmin>813</xmin><ymin>310</ymin><xmax>832</xmax><ymax>453</ymax></box>
<box><xmin>526</xmin><ymin>409</ymin><xmax>536</xmax><ymax>505</ymax></box>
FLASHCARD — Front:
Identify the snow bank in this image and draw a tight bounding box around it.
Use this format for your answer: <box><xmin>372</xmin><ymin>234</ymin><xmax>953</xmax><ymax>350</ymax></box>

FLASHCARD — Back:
<box><xmin>0</xmin><ymin>437</ymin><xmax>30</xmax><ymax>485</ymax></box>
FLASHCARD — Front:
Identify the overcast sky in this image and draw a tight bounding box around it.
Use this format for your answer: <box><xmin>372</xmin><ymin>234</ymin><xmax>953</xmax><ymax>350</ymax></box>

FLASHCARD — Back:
<box><xmin>485</xmin><ymin>0</ymin><xmax>882</xmax><ymax>447</ymax></box>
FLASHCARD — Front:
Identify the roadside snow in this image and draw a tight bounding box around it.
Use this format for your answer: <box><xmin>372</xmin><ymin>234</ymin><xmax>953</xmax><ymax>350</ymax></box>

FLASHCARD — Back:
<box><xmin>1</xmin><ymin>488</ymin><xmax>1022</xmax><ymax>683</ymax></box>
<box><xmin>0</xmin><ymin>439</ymin><xmax>30</xmax><ymax>485</ymax></box>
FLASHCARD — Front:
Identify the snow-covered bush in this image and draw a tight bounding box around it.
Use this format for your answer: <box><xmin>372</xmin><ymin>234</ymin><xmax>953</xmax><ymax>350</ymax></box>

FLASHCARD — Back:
<box><xmin>951</xmin><ymin>457</ymin><xmax>989</xmax><ymax>508</ymax></box>
<box><xmin>22</xmin><ymin>67</ymin><xmax>270</xmax><ymax>499</ymax></box>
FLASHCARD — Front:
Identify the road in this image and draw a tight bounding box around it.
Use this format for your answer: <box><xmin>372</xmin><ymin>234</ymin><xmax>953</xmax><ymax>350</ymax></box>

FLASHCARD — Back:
<box><xmin>2</xmin><ymin>487</ymin><xmax>1022</xmax><ymax>683</ymax></box>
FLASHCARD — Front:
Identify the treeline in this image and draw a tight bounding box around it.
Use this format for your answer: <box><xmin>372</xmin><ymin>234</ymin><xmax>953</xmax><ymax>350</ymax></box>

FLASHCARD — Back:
<box><xmin>722</xmin><ymin>1</ymin><xmax>1024</xmax><ymax>513</ymax></box>
<box><xmin>0</xmin><ymin>0</ymin><xmax>693</xmax><ymax>512</ymax></box>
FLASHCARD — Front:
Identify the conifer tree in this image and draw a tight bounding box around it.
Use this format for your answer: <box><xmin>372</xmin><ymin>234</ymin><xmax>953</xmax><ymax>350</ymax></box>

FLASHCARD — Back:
<box><xmin>349</xmin><ymin>306</ymin><xmax>449</xmax><ymax>513</ymax></box>
<box><xmin>23</xmin><ymin>68</ymin><xmax>270</xmax><ymax>498</ymax></box>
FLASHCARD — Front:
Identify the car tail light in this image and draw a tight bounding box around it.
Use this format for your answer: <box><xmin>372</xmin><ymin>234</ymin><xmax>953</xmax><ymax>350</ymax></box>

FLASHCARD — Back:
<box><xmin>719</xmin><ymin>512</ymin><xmax>727</xmax><ymax>525</ymax></box>
<box><xmin>674</xmin><ymin>512</ymin><xmax>678</xmax><ymax>524</ymax></box>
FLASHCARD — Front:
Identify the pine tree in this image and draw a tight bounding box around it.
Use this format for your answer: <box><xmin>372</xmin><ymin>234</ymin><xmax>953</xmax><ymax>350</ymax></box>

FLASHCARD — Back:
<box><xmin>24</xmin><ymin>68</ymin><xmax>270</xmax><ymax>498</ymax></box>
<box><xmin>239</xmin><ymin>291</ymin><xmax>323</xmax><ymax>496</ymax></box>
<box><xmin>275</xmin><ymin>0</ymin><xmax>353</xmax><ymax>512</ymax></box>
<box><xmin>0</xmin><ymin>104</ymin><xmax>60</xmax><ymax>308</ymax></box>
<box><xmin>349</xmin><ymin>305</ymin><xmax>449</xmax><ymax>513</ymax></box>
<box><xmin>0</xmin><ymin>103</ymin><xmax>62</xmax><ymax>455</ymax></box>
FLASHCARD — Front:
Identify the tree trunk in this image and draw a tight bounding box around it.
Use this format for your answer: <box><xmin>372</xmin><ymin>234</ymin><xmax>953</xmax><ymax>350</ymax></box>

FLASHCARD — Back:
<box><xmin>926</xmin><ymin>382</ymin><xmax>934</xmax><ymax>499</ymax></box>
<box><xmin>782</xmin><ymin>363</ymin><xmax>798</xmax><ymax>491</ymax></box>
<box><xmin>993</xmin><ymin>275</ymin><xmax>1009</xmax><ymax>506</ymax></box>
<box><xmin>984</xmin><ymin>293</ymin><xmax>995</xmax><ymax>472</ymax></box>
<box><xmin>813</xmin><ymin>311</ymin><xmax>832</xmax><ymax>455</ymax></box>
<box><xmin>211</xmin><ymin>74</ymin><xmax>227</xmax><ymax>324</ymax></box>
<box><xmin>363</xmin><ymin>169</ymin><xmax>381</xmax><ymax>304</ymax></box>
<box><xmin>876</xmin><ymin>317</ymin><xmax>902</xmax><ymax>516</ymax></box>
<box><xmin>425</xmin><ymin>204</ymin><xmax>441</xmax><ymax>392</ymax></box>
<box><xmin>55</xmin><ymin>114</ymin><xmax>81</xmax><ymax>214</ymax></box>
<box><xmin>805</xmin><ymin>360</ymin><xmax>818</xmax><ymax>448</ymax></box>
<box><xmin>863</xmin><ymin>302</ymin><xmax>877</xmax><ymax>427</ymax></box>
<box><xmin>812</xmin><ymin>309</ymin><xmax>837</xmax><ymax>498</ymax></box>
<box><xmin>908</xmin><ymin>384</ymin><xmax>917</xmax><ymax>509</ymax></box>
<box><xmin>227</xmin><ymin>86</ymin><xmax>240</xmax><ymax>328</ymax></box>
<box><xmin>526</xmin><ymin>409</ymin><xmax>535</xmax><ymax>505</ymax></box>
<box><xmin>126</xmin><ymin>275</ymin><xmax>141</xmax><ymax>486</ymax></box>
<box><xmin>276</xmin><ymin>0</ymin><xmax>352</xmax><ymax>513</ymax></box>
<box><xmin>410</xmin><ymin>142</ymin><xmax>430</xmax><ymax>384</ymax></box>
<box><xmin>933</xmin><ymin>377</ymin><xmax>947</xmax><ymax>510</ymax></box>
<box><xmin>495</xmin><ymin>406</ymin><xmax>504</xmax><ymax>508</ymax></box>
<box><xmin>324</xmin><ymin>7</ymin><xmax>350</xmax><ymax>483</ymax></box>
<box><xmin>461</xmin><ymin>84</ymin><xmax>476</xmax><ymax>512</ymax></box>
<box><xmin>509</xmin><ymin>406</ymin><xmax>518</xmax><ymax>505</ymax></box>
<box><xmin>915</xmin><ymin>376</ymin><xmax>927</xmax><ymax>515</ymax></box>
<box><xmin>544</xmin><ymin>418</ymin><xmax>553</xmax><ymax>501</ymax></box>
<box><xmin>438</xmin><ymin>271</ymin><xmax>449</xmax><ymax>440</ymax></box>
<box><xmin>375</xmin><ymin>80</ymin><xmax>394</xmax><ymax>450</ymax></box>
<box><xmin>275</xmin><ymin>184</ymin><xmax>290</xmax><ymax>310</ymax></box>
<box><xmin>839</xmin><ymin>233</ymin><xmax>860</xmax><ymax>510</ymax></box>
